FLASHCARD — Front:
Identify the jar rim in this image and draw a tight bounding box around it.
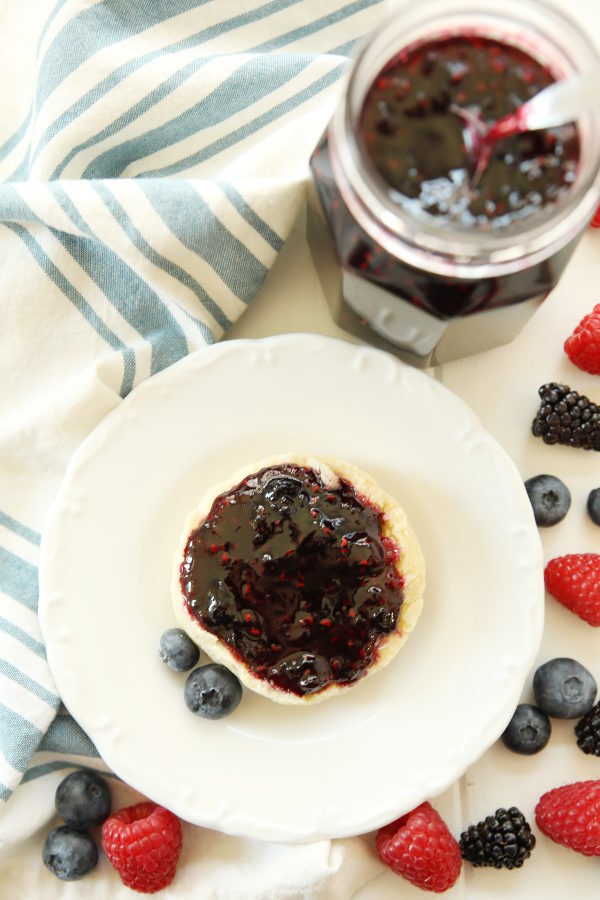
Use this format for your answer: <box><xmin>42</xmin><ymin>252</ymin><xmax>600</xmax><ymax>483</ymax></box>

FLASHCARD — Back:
<box><xmin>330</xmin><ymin>0</ymin><xmax>600</xmax><ymax>278</ymax></box>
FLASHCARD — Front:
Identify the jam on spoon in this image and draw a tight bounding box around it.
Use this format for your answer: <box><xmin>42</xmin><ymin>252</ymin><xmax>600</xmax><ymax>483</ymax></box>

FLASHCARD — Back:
<box><xmin>453</xmin><ymin>67</ymin><xmax>600</xmax><ymax>188</ymax></box>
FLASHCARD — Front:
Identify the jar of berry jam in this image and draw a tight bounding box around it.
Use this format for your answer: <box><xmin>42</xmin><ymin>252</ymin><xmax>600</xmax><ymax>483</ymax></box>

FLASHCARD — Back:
<box><xmin>308</xmin><ymin>0</ymin><xmax>600</xmax><ymax>365</ymax></box>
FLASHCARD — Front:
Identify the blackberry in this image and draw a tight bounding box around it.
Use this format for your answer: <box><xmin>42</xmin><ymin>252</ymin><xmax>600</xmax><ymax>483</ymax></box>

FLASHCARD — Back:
<box><xmin>575</xmin><ymin>701</ymin><xmax>600</xmax><ymax>756</ymax></box>
<box><xmin>532</xmin><ymin>383</ymin><xmax>600</xmax><ymax>450</ymax></box>
<box><xmin>459</xmin><ymin>807</ymin><xmax>536</xmax><ymax>869</ymax></box>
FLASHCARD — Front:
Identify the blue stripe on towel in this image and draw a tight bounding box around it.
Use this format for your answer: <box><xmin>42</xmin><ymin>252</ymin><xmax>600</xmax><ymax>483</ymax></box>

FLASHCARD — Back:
<box><xmin>36</xmin><ymin>0</ymin><xmax>307</xmax><ymax>179</ymax></box>
<box><xmin>92</xmin><ymin>181</ymin><xmax>223</xmax><ymax>334</ymax></box>
<box><xmin>50</xmin><ymin>56</ymin><xmax>213</xmax><ymax>180</ymax></box>
<box><xmin>48</xmin><ymin>0</ymin><xmax>370</xmax><ymax>180</ymax></box>
<box><xmin>217</xmin><ymin>182</ymin><xmax>284</xmax><ymax>252</ymax></box>
<box><xmin>0</xmin><ymin>703</ymin><xmax>43</xmax><ymax>773</ymax></box>
<box><xmin>328</xmin><ymin>38</ymin><xmax>361</xmax><ymax>57</ymax></box>
<box><xmin>0</xmin><ymin>0</ymin><xmax>69</xmax><ymax>160</ymax></box>
<box><xmin>80</xmin><ymin>52</ymin><xmax>316</xmax><ymax>179</ymax></box>
<box><xmin>136</xmin><ymin>60</ymin><xmax>345</xmax><ymax>177</ymax></box>
<box><xmin>0</xmin><ymin>662</ymin><xmax>60</xmax><ymax>709</ymax></box>
<box><xmin>35</xmin><ymin>0</ymin><xmax>213</xmax><ymax>113</ymax></box>
<box><xmin>0</xmin><ymin>116</ymin><xmax>31</xmax><ymax>167</ymax></box>
<box><xmin>0</xmin><ymin>511</ymin><xmax>41</xmax><ymax>547</ymax></box>
<box><xmin>254</xmin><ymin>0</ymin><xmax>381</xmax><ymax>51</ymax></box>
<box><xmin>0</xmin><ymin>547</ymin><xmax>39</xmax><ymax>613</ymax></box>
<box><xmin>0</xmin><ymin>220</ymin><xmax>137</xmax><ymax>398</ymax></box>
<box><xmin>39</xmin><ymin>714</ymin><xmax>98</xmax><ymax>757</ymax></box>
<box><xmin>5</xmin><ymin>0</ymin><xmax>213</xmax><ymax>180</ymax></box>
<box><xmin>50</xmin><ymin>185</ymin><xmax>192</xmax><ymax>374</ymax></box>
<box><xmin>0</xmin><ymin>618</ymin><xmax>46</xmax><ymax>660</ymax></box>
<box><xmin>139</xmin><ymin>180</ymin><xmax>267</xmax><ymax>303</ymax></box>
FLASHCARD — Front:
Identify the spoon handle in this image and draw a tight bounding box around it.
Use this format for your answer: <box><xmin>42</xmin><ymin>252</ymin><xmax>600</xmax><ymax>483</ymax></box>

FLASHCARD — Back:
<box><xmin>522</xmin><ymin>70</ymin><xmax>600</xmax><ymax>130</ymax></box>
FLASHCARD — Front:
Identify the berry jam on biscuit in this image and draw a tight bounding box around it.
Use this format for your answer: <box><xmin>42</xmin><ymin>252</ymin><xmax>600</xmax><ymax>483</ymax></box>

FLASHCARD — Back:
<box><xmin>174</xmin><ymin>456</ymin><xmax>425</xmax><ymax>703</ymax></box>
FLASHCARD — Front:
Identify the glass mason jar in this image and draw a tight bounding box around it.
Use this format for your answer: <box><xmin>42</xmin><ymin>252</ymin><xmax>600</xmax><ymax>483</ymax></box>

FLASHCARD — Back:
<box><xmin>308</xmin><ymin>0</ymin><xmax>600</xmax><ymax>366</ymax></box>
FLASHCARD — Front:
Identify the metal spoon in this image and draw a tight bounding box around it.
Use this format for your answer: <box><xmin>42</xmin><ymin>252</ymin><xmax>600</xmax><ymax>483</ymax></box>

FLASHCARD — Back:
<box><xmin>506</xmin><ymin>68</ymin><xmax>600</xmax><ymax>132</ymax></box>
<box><xmin>452</xmin><ymin>68</ymin><xmax>600</xmax><ymax>185</ymax></box>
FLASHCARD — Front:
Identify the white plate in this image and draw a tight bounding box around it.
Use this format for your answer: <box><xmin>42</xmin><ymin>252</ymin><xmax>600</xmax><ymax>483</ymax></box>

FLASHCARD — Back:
<box><xmin>39</xmin><ymin>334</ymin><xmax>544</xmax><ymax>843</ymax></box>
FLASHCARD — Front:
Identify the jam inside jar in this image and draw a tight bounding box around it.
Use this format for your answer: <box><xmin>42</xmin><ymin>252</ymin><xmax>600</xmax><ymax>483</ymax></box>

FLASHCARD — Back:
<box><xmin>308</xmin><ymin>0</ymin><xmax>600</xmax><ymax>364</ymax></box>
<box><xmin>357</xmin><ymin>36</ymin><xmax>579</xmax><ymax>233</ymax></box>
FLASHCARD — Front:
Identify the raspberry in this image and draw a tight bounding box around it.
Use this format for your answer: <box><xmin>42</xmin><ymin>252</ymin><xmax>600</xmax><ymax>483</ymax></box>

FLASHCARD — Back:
<box><xmin>575</xmin><ymin>702</ymin><xmax>600</xmax><ymax>756</ymax></box>
<box><xmin>591</xmin><ymin>203</ymin><xmax>600</xmax><ymax>228</ymax></box>
<box><xmin>544</xmin><ymin>553</ymin><xmax>600</xmax><ymax>625</ymax></box>
<box><xmin>101</xmin><ymin>802</ymin><xmax>182</xmax><ymax>893</ymax></box>
<box><xmin>375</xmin><ymin>802</ymin><xmax>462</xmax><ymax>893</ymax></box>
<box><xmin>531</xmin><ymin>383</ymin><xmax>600</xmax><ymax>450</ymax></box>
<box><xmin>535</xmin><ymin>781</ymin><xmax>600</xmax><ymax>855</ymax></box>
<box><xmin>564</xmin><ymin>303</ymin><xmax>600</xmax><ymax>375</ymax></box>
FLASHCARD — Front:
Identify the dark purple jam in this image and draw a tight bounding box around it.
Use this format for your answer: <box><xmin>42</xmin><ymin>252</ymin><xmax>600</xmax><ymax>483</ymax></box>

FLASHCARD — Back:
<box><xmin>310</xmin><ymin>33</ymin><xmax>582</xmax><ymax>320</ymax></box>
<box><xmin>358</xmin><ymin>35</ymin><xmax>579</xmax><ymax>226</ymax></box>
<box><xmin>179</xmin><ymin>464</ymin><xmax>404</xmax><ymax>697</ymax></box>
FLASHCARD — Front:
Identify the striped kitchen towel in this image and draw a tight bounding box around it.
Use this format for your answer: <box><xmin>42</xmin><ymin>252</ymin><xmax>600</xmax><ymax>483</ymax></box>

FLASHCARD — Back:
<box><xmin>0</xmin><ymin>0</ymin><xmax>390</xmax><ymax>848</ymax></box>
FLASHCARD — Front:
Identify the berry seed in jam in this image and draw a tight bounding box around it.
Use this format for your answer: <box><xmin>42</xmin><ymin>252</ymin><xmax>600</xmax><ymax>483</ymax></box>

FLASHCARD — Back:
<box><xmin>358</xmin><ymin>35</ymin><xmax>579</xmax><ymax>228</ymax></box>
<box><xmin>179</xmin><ymin>464</ymin><xmax>404</xmax><ymax>697</ymax></box>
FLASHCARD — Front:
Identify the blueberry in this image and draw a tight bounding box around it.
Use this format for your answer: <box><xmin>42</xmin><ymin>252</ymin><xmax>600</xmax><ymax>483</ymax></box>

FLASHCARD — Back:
<box><xmin>42</xmin><ymin>826</ymin><xmax>98</xmax><ymax>880</ymax></box>
<box><xmin>184</xmin><ymin>664</ymin><xmax>242</xmax><ymax>719</ymax></box>
<box><xmin>533</xmin><ymin>658</ymin><xmax>597</xmax><ymax>719</ymax></box>
<box><xmin>501</xmin><ymin>704</ymin><xmax>551</xmax><ymax>754</ymax></box>
<box><xmin>159</xmin><ymin>628</ymin><xmax>200</xmax><ymax>672</ymax></box>
<box><xmin>587</xmin><ymin>488</ymin><xmax>600</xmax><ymax>526</ymax></box>
<box><xmin>55</xmin><ymin>770</ymin><xmax>111</xmax><ymax>830</ymax></box>
<box><xmin>524</xmin><ymin>474</ymin><xmax>571</xmax><ymax>526</ymax></box>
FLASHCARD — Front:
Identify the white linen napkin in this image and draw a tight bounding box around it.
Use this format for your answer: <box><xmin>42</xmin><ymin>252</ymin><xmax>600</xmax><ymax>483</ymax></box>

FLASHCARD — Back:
<box><xmin>0</xmin><ymin>0</ymin><xmax>392</xmax><ymax>894</ymax></box>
